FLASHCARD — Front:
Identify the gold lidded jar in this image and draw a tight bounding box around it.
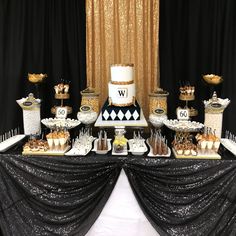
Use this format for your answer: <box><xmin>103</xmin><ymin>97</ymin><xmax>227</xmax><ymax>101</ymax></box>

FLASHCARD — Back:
<box><xmin>80</xmin><ymin>87</ymin><xmax>100</xmax><ymax>113</ymax></box>
<box><xmin>149</xmin><ymin>88</ymin><xmax>169</xmax><ymax>115</ymax></box>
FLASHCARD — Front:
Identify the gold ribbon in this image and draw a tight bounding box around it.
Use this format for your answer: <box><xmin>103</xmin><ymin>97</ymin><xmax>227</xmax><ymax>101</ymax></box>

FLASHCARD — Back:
<box><xmin>111</xmin><ymin>80</ymin><xmax>133</xmax><ymax>85</ymax></box>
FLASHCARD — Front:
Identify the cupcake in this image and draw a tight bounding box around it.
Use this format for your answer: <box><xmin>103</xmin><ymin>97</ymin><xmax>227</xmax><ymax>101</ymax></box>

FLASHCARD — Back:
<box><xmin>213</xmin><ymin>138</ymin><xmax>221</xmax><ymax>151</ymax></box>
<box><xmin>46</xmin><ymin>133</ymin><xmax>54</xmax><ymax>149</ymax></box>
<box><xmin>200</xmin><ymin>140</ymin><xmax>207</xmax><ymax>150</ymax></box>
<box><xmin>59</xmin><ymin>133</ymin><xmax>67</xmax><ymax>149</ymax></box>
<box><xmin>207</xmin><ymin>140</ymin><xmax>213</xmax><ymax>150</ymax></box>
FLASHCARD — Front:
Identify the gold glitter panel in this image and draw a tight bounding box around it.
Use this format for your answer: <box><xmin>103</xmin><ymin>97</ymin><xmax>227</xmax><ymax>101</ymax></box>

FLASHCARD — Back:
<box><xmin>86</xmin><ymin>0</ymin><xmax>160</xmax><ymax>117</ymax></box>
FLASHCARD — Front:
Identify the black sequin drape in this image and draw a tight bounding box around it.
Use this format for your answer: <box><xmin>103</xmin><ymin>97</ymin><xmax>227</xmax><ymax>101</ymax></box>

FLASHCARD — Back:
<box><xmin>0</xmin><ymin>155</ymin><xmax>121</xmax><ymax>236</ymax></box>
<box><xmin>1</xmin><ymin>153</ymin><xmax>236</xmax><ymax>236</ymax></box>
<box><xmin>124</xmin><ymin>158</ymin><xmax>236</xmax><ymax>236</ymax></box>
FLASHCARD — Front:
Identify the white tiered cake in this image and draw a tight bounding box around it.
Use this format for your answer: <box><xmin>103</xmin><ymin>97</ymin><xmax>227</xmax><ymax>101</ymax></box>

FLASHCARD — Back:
<box><xmin>108</xmin><ymin>64</ymin><xmax>135</xmax><ymax>106</ymax></box>
<box><xmin>102</xmin><ymin>64</ymin><xmax>140</xmax><ymax>121</ymax></box>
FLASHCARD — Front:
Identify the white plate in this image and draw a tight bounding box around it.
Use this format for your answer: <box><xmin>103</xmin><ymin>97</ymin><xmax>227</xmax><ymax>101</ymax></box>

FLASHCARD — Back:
<box><xmin>221</xmin><ymin>138</ymin><xmax>236</xmax><ymax>156</ymax></box>
<box><xmin>41</xmin><ymin>118</ymin><xmax>81</xmax><ymax>129</ymax></box>
<box><xmin>0</xmin><ymin>135</ymin><xmax>26</xmax><ymax>152</ymax></box>
<box><xmin>146</xmin><ymin>139</ymin><xmax>171</xmax><ymax>157</ymax></box>
<box><xmin>65</xmin><ymin>136</ymin><xmax>95</xmax><ymax>156</ymax></box>
<box><xmin>65</xmin><ymin>147</ymin><xmax>91</xmax><ymax>156</ymax></box>
<box><xmin>163</xmin><ymin>119</ymin><xmax>204</xmax><ymax>132</ymax></box>
<box><xmin>128</xmin><ymin>139</ymin><xmax>148</xmax><ymax>155</ymax></box>
<box><xmin>92</xmin><ymin>139</ymin><xmax>112</xmax><ymax>154</ymax></box>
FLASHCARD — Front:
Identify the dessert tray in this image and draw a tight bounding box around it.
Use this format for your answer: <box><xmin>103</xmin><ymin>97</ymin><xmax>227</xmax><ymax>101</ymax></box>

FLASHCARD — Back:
<box><xmin>128</xmin><ymin>139</ymin><xmax>148</xmax><ymax>155</ymax></box>
<box><xmin>0</xmin><ymin>135</ymin><xmax>26</xmax><ymax>152</ymax></box>
<box><xmin>163</xmin><ymin>119</ymin><xmax>204</xmax><ymax>132</ymax></box>
<box><xmin>41</xmin><ymin>118</ymin><xmax>81</xmax><ymax>129</ymax></box>
<box><xmin>221</xmin><ymin>138</ymin><xmax>236</xmax><ymax>156</ymax></box>
<box><xmin>65</xmin><ymin>136</ymin><xmax>95</xmax><ymax>156</ymax></box>
<box><xmin>172</xmin><ymin>148</ymin><xmax>221</xmax><ymax>159</ymax></box>
<box><xmin>23</xmin><ymin>145</ymin><xmax>71</xmax><ymax>156</ymax></box>
<box><xmin>146</xmin><ymin>139</ymin><xmax>171</xmax><ymax>157</ymax></box>
<box><xmin>92</xmin><ymin>138</ymin><xmax>112</xmax><ymax>155</ymax></box>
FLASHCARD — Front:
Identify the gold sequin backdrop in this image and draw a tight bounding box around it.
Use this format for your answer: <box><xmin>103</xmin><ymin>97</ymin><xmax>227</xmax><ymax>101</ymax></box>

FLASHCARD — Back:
<box><xmin>86</xmin><ymin>0</ymin><xmax>159</xmax><ymax>116</ymax></box>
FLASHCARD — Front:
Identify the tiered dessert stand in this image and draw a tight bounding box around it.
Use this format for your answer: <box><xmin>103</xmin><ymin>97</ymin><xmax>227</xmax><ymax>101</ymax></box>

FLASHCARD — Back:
<box><xmin>178</xmin><ymin>83</ymin><xmax>198</xmax><ymax>118</ymax></box>
<box><xmin>51</xmin><ymin>82</ymin><xmax>72</xmax><ymax>116</ymax></box>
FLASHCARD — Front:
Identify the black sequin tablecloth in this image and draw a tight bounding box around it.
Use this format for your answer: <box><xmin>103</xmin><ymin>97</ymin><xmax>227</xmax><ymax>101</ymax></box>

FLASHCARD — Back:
<box><xmin>1</xmin><ymin>147</ymin><xmax>236</xmax><ymax>236</ymax></box>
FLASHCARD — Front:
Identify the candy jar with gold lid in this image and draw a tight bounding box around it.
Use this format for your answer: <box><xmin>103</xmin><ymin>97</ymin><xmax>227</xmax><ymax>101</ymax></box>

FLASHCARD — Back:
<box><xmin>80</xmin><ymin>87</ymin><xmax>100</xmax><ymax>113</ymax></box>
<box><xmin>149</xmin><ymin>87</ymin><xmax>169</xmax><ymax>129</ymax></box>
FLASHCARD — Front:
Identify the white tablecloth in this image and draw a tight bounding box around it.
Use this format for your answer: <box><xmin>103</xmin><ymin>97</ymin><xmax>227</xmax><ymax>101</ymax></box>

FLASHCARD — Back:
<box><xmin>86</xmin><ymin>170</ymin><xmax>159</xmax><ymax>236</ymax></box>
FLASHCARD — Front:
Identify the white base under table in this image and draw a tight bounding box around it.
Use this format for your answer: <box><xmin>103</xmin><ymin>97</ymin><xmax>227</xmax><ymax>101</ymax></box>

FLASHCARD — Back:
<box><xmin>86</xmin><ymin>170</ymin><xmax>158</xmax><ymax>236</ymax></box>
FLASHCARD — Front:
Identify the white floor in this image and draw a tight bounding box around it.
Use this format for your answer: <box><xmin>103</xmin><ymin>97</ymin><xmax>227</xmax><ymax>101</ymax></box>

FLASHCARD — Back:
<box><xmin>86</xmin><ymin>170</ymin><xmax>159</xmax><ymax>236</ymax></box>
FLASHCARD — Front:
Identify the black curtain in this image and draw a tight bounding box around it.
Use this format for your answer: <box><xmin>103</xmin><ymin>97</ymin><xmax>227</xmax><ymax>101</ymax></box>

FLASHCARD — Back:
<box><xmin>124</xmin><ymin>158</ymin><xmax>236</xmax><ymax>236</ymax></box>
<box><xmin>160</xmin><ymin>0</ymin><xmax>236</xmax><ymax>133</ymax></box>
<box><xmin>0</xmin><ymin>155</ymin><xmax>121</xmax><ymax>236</ymax></box>
<box><xmin>0</xmin><ymin>0</ymin><xmax>86</xmax><ymax>133</ymax></box>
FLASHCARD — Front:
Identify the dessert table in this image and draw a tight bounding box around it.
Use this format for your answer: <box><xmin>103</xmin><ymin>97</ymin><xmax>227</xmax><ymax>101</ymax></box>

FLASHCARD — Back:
<box><xmin>0</xmin><ymin>143</ymin><xmax>236</xmax><ymax>236</ymax></box>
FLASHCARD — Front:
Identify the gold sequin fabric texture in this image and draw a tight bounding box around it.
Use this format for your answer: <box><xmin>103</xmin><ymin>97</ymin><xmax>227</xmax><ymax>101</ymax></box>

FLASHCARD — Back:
<box><xmin>86</xmin><ymin>0</ymin><xmax>160</xmax><ymax>116</ymax></box>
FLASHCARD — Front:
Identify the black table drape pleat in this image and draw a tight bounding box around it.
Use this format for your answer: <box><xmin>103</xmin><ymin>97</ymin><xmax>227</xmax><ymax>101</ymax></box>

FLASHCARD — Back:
<box><xmin>160</xmin><ymin>0</ymin><xmax>236</xmax><ymax>133</ymax></box>
<box><xmin>0</xmin><ymin>0</ymin><xmax>86</xmax><ymax>133</ymax></box>
<box><xmin>0</xmin><ymin>155</ymin><xmax>121</xmax><ymax>236</ymax></box>
<box><xmin>124</xmin><ymin>158</ymin><xmax>236</xmax><ymax>236</ymax></box>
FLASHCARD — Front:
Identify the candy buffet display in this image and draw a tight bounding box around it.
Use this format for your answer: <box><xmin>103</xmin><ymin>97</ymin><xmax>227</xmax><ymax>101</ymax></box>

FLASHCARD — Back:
<box><xmin>146</xmin><ymin>130</ymin><xmax>170</xmax><ymax>157</ymax></box>
<box><xmin>65</xmin><ymin>128</ymin><xmax>95</xmax><ymax>156</ymax></box>
<box><xmin>128</xmin><ymin>131</ymin><xmax>148</xmax><ymax>155</ymax></box>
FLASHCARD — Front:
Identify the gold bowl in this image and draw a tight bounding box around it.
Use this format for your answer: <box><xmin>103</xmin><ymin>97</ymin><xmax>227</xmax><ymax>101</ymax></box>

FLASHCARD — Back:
<box><xmin>28</xmin><ymin>73</ymin><xmax>47</xmax><ymax>83</ymax></box>
<box><xmin>202</xmin><ymin>74</ymin><xmax>223</xmax><ymax>85</ymax></box>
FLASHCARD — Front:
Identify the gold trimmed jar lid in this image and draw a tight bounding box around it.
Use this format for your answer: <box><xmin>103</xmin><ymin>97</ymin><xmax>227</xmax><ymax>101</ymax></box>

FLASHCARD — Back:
<box><xmin>80</xmin><ymin>87</ymin><xmax>100</xmax><ymax>96</ymax></box>
<box><xmin>149</xmin><ymin>88</ymin><xmax>169</xmax><ymax>97</ymax></box>
<box><xmin>110</xmin><ymin>63</ymin><xmax>134</xmax><ymax>67</ymax></box>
